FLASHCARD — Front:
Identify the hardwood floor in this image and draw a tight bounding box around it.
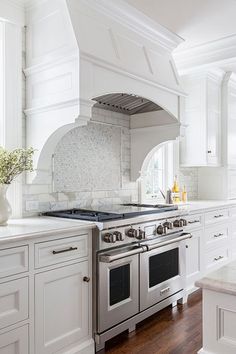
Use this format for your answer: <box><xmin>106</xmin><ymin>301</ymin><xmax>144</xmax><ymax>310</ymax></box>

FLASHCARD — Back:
<box><xmin>104</xmin><ymin>290</ymin><xmax>202</xmax><ymax>354</ymax></box>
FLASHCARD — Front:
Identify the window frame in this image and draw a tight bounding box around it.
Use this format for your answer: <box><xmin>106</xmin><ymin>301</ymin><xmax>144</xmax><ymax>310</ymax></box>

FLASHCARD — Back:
<box><xmin>139</xmin><ymin>140</ymin><xmax>178</xmax><ymax>204</ymax></box>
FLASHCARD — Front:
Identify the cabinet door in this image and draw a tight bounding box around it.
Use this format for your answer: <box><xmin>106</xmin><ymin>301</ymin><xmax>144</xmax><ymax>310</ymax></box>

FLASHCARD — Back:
<box><xmin>230</xmin><ymin>220</ymin><xmax>236</xmax><ymax>259</ymax></box>
<box><xmin>227</xmin><ymin>85</ymin><xmax>236</xmax><ymax>166</ymax></box>
<box><xmin>35</xmin><ymin>261</ymin><xmax>89</xmax><ymax>354</ymax></box>
<box><xmin>207</xmin><ymin>78</ymin><xmax>220</xmax><ymax>165</ymax></box>
<box><xmin>0</xmin><ymin>325</ymin><xmax>28</xmax><ymax>354</ymax></box>
<box><xmin>186</xmin><ymin>230</ymin><xmax>202</xmax><ymax>290</ymax></box>
<box><xmin>207</xmin><ymin>109</ymin><xmax>220</xmax><ymax>165</ymax></box>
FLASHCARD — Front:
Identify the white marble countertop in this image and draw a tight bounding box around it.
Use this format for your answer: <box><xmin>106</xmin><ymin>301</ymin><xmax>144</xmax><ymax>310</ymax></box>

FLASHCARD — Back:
<box><xmin>0</xmin><ymin>217</ymin><xmax>95</xmax><ymax>245</ymax></box>
<box><xmin>1</xmin><ymin>199</ymin><xmax>236</xmax><ymax>245</ymax></box>
<box><xmin>178</xmin><ymin>199</ymin><xmax>236</xmax><ymax>214</ymax></box>
<box><xmin>196</xmin><ymin>259</ymin><xmax>236</xmax><ymax>296</ymax></box>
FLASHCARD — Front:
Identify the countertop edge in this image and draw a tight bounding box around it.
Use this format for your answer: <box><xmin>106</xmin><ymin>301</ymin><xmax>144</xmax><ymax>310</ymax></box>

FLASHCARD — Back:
<box><xmin>0</xmin><ymin>218</ymin><xmax>96</xmax><ymax>245</ymax></box>
<box><xmin>195</xmin><ymin>277</ymin><xmax>236</xmax><ymax>296</ymax></box>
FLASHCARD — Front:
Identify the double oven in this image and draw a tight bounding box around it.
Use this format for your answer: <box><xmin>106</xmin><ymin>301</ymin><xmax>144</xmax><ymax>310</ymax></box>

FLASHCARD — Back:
<box><xmin>94</xmin><ymin>222</ymin><xmax>191</xmax><ymax>350</ymax></box>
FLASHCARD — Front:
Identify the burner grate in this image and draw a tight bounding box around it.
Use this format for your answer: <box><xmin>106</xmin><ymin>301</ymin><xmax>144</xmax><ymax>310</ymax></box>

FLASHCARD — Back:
<box><xmin>43</xmin><ymin>209</ymin><xmax>123</xmax><ymax>222</ymax></box>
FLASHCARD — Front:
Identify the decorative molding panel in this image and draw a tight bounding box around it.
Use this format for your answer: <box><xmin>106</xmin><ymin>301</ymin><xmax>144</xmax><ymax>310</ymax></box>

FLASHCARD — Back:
<box><xmin>218</xmin><ymin>306</ymin><xmax>236</xmax><ymax>346</ymax></box>
<box><xmin>26</xmin><ymin>0</ymin><xmax>77</xmax><ymax>67</ymax></box>
<box><xmin>174</xmin><ymin>34</ymin><xmax>236</xmax><ymax>74</ymax></box>
<box><xmin>26</xmin><ymin>56</ymin><xmax>79</xmax><ymax>109</ymax></box>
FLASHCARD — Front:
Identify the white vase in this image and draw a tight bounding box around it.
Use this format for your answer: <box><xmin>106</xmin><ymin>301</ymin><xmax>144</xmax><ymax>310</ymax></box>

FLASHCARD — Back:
<box><xmin>0</xmin><ymin>184</ymin><xmax>12</xmax><ymax>226</ymax></box>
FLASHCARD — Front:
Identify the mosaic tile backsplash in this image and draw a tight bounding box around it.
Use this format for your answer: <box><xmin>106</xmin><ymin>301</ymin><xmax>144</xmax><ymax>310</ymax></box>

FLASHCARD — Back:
<box><xmin>54</xmin><ymin>122</ymin><xmax>122</xmax><ymax>192</ymax></box>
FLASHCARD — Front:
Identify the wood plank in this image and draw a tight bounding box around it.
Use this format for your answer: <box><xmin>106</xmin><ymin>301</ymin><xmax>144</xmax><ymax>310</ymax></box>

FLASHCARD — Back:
<box><xmin>104</xmin><ymin>290</ymin><xmax>202</xmax><ymax>354</ymax></box>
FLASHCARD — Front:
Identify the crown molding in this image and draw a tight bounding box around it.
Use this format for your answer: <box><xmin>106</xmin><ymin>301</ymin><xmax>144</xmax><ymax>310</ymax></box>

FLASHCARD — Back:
<box><xmin>174</xmin><ymin>34</ymin><xmax>236</xmax><ymax>74</ymax></box>
<box><xmin>83</xmin><ymin>0</ymin><xmax>184</xmax><ymax>52</ymax></box>
<box><xmin>180</xmin><ymin>67</ymin><xmax>226</xmax><ymax>82</ymax></box>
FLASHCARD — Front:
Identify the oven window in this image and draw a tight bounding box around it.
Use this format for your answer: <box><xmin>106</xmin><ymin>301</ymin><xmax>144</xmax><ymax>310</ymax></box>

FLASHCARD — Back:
<box><xmin>149</xmin><ymin>248</ymin><xmax>179</xmax><ymax>288</ymax></box>
<box><xmin>109</xmin><ymin>264</ymin><xmax>130</xmax><ymax>306</ymax></box>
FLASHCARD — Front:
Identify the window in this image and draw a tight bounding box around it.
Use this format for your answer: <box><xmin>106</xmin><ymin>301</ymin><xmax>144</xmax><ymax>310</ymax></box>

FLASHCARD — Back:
<box><xmin>140</xmin><ymin>141</ymin><xmax>177</xmax><ymax>203</ymax></box>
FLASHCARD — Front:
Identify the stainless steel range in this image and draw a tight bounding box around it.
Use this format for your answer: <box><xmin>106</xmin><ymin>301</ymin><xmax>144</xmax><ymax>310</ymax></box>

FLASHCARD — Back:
<box><xmin>44</xmin><ymin>203</ymin><xmax>191</xmax><ymax>352</ymax></box>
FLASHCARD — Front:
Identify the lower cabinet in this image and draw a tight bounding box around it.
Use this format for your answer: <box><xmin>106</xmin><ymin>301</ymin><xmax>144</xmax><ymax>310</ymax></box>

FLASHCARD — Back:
<box><xmin>35</xmin><ymin>261</ymin><xmax>90</xmax><ymax>354</ymax></box>
<box><xmin>0</xmin><ymin>325</ymin><xmax>28</xmax><ymax>354</ymax></box>
<box><xmin>186</xmin><ymin>229</ymin><xmax>203</xmax><ymax>291</ymax></box>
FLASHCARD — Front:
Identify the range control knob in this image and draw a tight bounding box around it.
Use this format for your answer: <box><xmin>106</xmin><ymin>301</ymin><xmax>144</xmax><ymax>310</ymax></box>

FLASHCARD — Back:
<box><xmin>180</xmin><ymin>218</ymin><xmax>188</xmax><ymax>226</ymax></box>
<box><xmin>113</xmin><ymin>231</ymin><xmax>124</xmax><ymax>241</ymax></box>
<box><xmin>103</xmin><ymin>233</ymin><xmax>116</xmax><ymax>243</ymax></box>
<box><xmin>173</xmin><ymin>219</ymin><xmax>181</xmax><ymax>227</ymax></box>
<box><xmin>163</xmin><ymin>221</ymin><xmax>173</xmax><ymax>230</ymax></box>
<box><xmin>136</xmin><ymin>228</ymin><xmax>146</xmax><ymax>240</ymax></box>
<box><xmin>126</xmin><ymin>227</ymin><xmax>138</xmax><ymax>238</ymax></box>
<box><xmin>156</xmin><ymin>224</ymin><xmax>164</xmax><ymax>235</ymax></box>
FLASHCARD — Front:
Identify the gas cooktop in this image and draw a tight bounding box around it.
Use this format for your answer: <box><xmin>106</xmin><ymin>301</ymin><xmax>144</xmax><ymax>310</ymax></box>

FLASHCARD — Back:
<box><xmin>43</xmin><ymin>203</ymin><xmax>178</xmax><ymax>222</ymax></box>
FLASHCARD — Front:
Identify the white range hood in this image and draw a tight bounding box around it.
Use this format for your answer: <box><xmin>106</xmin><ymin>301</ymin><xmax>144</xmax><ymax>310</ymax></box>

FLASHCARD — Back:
<box><xmin>25</xmin><ymin>0</ymin><xmax>185</xmax><ymax>184</ymax></box>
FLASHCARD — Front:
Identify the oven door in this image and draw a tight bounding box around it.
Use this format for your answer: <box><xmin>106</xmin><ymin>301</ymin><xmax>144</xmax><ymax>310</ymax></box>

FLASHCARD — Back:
<box><xmin>140</xmin><ymin>239</ymin><xmax>186</xmax><ymax>311</ymax></box>
<box><xmin>97</xmin><ymin>246</ymin><xmax>141</xmax><ymax>333</ymax></box>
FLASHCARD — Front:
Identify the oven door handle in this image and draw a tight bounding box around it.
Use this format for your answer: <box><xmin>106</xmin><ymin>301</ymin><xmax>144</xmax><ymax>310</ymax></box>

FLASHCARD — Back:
<box><xmin>146</xmin><ymin>233</ymin><xmax>192</xmax><ymax>251</ymax></box>
<box><xmin>99</xmin><ymin>246</ymin><xmax>146</xmax><ymax>263</ymax></box>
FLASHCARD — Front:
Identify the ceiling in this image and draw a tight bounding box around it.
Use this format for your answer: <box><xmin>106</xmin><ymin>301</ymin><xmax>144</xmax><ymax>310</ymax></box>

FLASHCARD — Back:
<box><xmin>124</xmin><ymin>0</ymin><xmax>236</xmax><ymax>51</ymax></box>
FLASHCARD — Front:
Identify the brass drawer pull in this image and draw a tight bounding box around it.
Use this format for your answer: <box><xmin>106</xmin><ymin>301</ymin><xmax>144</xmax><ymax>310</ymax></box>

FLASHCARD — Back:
<box><xmin>214</xmin><ymin>255</ymin><xmax>224</xmax><ymax>261</ymax></box>
<box><xmin>214</xmin><ymin>214</ymin><xmax>224</xmax><ymax>218</ymax></box>
<box><xmin>214</xmin><ymin>233</ymin><xmax>224</xmax><ymax>238</ymax></box>
<box><xmin>52</xmin><ymin>246</ymin><xmax>78</xmax><ymax>255</ymax></box>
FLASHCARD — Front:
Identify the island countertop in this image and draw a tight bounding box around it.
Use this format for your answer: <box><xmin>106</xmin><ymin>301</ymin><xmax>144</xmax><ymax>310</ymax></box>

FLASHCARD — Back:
<box><xmin>196</xmin><ymin>259</ymin><xmax>236</xmax><ymax>296</ymax></box>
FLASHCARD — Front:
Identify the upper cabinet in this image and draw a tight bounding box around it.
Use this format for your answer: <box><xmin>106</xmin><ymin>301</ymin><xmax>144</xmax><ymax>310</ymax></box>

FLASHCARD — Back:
<box><xmin>180</xmin><ymin>71</ymin><xmax>222</xmax><ymax>167</ymax></box>
<box><xmin>197</xmin><ymin>72</ymin><xmax>236</xmax><ymax>200</ymax></box>
<box><xmin>222</xmin><ymin>72</ymin><xmax>236</xmax><ymax>167</ymax></box>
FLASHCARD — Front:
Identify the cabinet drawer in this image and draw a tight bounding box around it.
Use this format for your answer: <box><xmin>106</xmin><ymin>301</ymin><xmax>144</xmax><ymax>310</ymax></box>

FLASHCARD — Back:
<box><xmin>205</xmin><ymin>209</ymin><xmax>229</xmax><ymax>225</ymax></box>
<box><xmin>0</xmin><ymin>277</ymin><xmax>28</xmax><ymax>330</ymax></box>
<box><xmin>205</xmin><ymin>247</ymin><xmax>229</xmax><ymax>270</ymax></box>
<box><xmin>205</xmin><ymin>225</ymin><xmax>228</xmax><ymax>246</ymax></box>
<box><xmin>0</xmin><ymin>325</ymin><xmax>28</xmax><ymax>354</ymax></box>
<box><xmin>35</xmin><ymin>234</ymin><xmax>88</xmax><ymax>268</ymax></box>
<box><xmin>185</xmin><ymin>214</ymin><xmax>203</xmax><ymax>229</ymax></box>
<box><xmin>0</xmin><ymin>246</ymin><xmax>28</xmax><ymax>278</ymax></box>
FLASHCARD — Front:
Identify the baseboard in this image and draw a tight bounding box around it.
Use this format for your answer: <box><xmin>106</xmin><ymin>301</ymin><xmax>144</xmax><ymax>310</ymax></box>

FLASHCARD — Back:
<box><xmin>63</xmin><ymin>339</ymin><xmax>95</xmax><ymax>354</ymax></box>
<box><xmin>198</xmin><ymin>348</ymin><xmax>215</xmax><ymax>354</ymax></box>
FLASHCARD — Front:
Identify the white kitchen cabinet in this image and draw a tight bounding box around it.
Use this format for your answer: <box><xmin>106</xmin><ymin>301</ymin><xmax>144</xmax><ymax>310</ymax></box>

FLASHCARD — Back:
<box><xmin>186</xmin><ymin>229</ymin><xmax>203</xmax><ymax>292</ymax></box>
<box><xmin>180</xmin><ymin>71</ymin><xmax>222</xmax><ymax>167</ymax></box>
<box><xmin>0</xmin><ymin>277</ymin><xmax>28</xmax><ymax>330</ymax></box>
<box><xmin>0</xmin><ymin>325</ymin><xmax>28</xmax><ymax>354</ymax></box>
<box><xmin>35</xmin><ymin>261</ymin><xmax>90</xmax><ymax>354</ymax></box>
<box><xmin>198</xmin><ymin>73</ymin><xmax>236</xmax><ymax>200</ymax></box>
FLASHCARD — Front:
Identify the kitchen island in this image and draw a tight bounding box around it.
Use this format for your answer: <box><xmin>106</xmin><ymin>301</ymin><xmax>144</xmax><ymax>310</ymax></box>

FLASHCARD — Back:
<box><xmin>196</xmin><ymin>260</ymin><xmax>236</xmax><ymax>354</ymax></box>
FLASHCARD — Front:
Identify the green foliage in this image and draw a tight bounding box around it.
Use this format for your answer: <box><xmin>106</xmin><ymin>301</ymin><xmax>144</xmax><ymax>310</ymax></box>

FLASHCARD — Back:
<box><xmin>0</xmin><ymin>147</ymin><xmax>34</xmax><ymax>184</ymax></box>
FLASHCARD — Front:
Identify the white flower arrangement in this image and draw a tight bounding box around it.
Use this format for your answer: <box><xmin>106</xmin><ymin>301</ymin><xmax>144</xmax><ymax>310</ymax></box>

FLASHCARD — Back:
<box><xmin>0</xmin><ymin>147</ymin><xmax>34</xmax><ymax>184</ymax></box>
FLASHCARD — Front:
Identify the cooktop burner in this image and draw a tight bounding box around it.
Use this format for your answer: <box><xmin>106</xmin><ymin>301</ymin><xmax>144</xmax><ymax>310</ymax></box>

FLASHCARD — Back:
<box><xmin>43</xmin><ymin>203</ymin><xmax>178</xmax><ymax>222</ymax></box>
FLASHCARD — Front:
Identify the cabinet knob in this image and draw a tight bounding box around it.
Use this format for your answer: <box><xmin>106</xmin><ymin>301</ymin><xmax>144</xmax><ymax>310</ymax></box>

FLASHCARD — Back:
<box><xmin>83</xmin><ymin>276</ymin><xmax>90</xmax><ymax>282</ymax></box>
<box><xmin>207</xmin><ymin>150</ymin><xmax>212</xmax><ymax>154</ymax></box>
